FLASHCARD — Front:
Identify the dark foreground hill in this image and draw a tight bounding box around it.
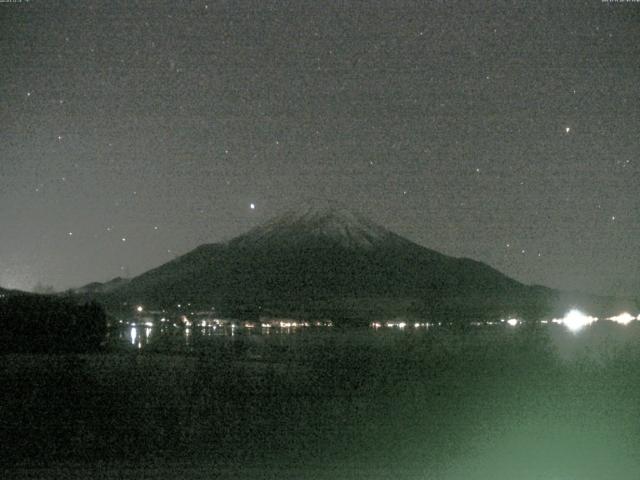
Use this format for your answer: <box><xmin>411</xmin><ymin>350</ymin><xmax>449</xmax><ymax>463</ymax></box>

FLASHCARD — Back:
<box><xmin>97</xmin><ymin>204</ymin><xmax>634</xmax><ymax>323</ymax></box>
<box><xmin>0</xmin><ymin>292</ymin><xmax>107</xmax><ymax>352</ymax></box>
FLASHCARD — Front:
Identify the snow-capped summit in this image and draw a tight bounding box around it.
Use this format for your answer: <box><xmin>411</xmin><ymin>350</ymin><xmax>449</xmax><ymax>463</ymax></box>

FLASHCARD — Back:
<box><xmin>230</xmin><ymin>201</ymin><xmax>407</xmax><ymax>249</ymax></box>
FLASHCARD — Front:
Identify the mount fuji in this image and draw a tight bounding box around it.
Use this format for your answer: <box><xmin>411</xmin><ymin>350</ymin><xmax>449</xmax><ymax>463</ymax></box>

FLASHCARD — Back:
<box><xmin>95</xmin><ymin>203</ymin><xmax>633</xmax><ymax>323</ymax></box>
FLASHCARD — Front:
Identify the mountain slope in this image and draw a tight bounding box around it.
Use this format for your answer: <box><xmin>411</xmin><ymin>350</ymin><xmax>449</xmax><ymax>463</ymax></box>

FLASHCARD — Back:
<box><xmin>230</xmin><ymin>202</ymin><xmax>410</xmax><ymax>250</ymax></box>
<box><xmin>100</xmin><ymin>205</ymin><xmax>633</xmax><ymax>322</ymax></box>
<box><xmin>73</xmin><ymin>277</ymin><xmax>130</xmax><ymax>295</ymax></box>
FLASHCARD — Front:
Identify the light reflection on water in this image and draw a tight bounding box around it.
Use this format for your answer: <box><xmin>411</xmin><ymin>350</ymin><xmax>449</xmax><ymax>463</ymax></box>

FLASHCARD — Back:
<box><xmin>112</xmin><ymin>316</ymin><xmax>340</xmax><ymax>350</ymax></box>
<box><xmin>116</xmin><ymin>321</ymin><xmax>339</xmax><ymax>350</ymax></box>
<box><xmin>113</xmin><ymin>313</ymin><xmax>639</xmax><ymax>352</ymax></box>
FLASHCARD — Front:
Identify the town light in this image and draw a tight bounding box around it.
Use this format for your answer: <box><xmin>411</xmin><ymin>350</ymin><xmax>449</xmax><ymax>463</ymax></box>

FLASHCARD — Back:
<box><xmin>561</xmin><ymin>309</ymin><xmax>596</xmax><ymax>332</ymax></box>
<box><xmin>608</xmin><ymin>312</ymin><xmax>635</xmax><ymax>325</ymax></box>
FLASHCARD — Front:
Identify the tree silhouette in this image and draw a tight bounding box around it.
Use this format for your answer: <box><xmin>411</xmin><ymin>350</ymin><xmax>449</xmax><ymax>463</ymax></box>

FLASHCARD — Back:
<box><xmin>0</xmin><ymin>294</ymin><xmax>107</xmax><ymax>353</ymax></box>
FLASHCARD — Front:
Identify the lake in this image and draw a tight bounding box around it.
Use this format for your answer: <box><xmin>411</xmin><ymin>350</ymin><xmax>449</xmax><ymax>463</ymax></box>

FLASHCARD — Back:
<box><xmin>3</xmin><ymin>320</ymin><xmax>640</xmax><ymax>479</ymax></box>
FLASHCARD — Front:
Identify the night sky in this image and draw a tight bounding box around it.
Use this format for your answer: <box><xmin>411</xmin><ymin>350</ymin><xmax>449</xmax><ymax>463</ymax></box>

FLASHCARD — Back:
<box><xmin>1</xmin><ymin>1</ymin><xmax>638</xmax><ymax>296</ymax></box>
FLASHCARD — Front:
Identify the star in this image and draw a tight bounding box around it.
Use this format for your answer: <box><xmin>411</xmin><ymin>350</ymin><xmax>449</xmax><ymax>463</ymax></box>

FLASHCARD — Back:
<box><xmin>121</xmin><ymin>237</ymin><xmax>127</xmax><ymax>242</ymax></box>
<box><xmin>565</xmin><ymin>127</ymin><xmax>571</xmax><ymax>133</ymax></box>
<box><xmin>250</xmin><ymin>203</ymin><xmax>256</xmax><ymax>210</ymax></box>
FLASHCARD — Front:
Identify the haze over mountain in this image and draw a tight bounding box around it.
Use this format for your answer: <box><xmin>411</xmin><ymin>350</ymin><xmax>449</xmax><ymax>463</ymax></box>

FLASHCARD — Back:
<box><xmin>91</xmin><ymin>204</ymin><xmax>635</xmax><ymax>323</ymax></box>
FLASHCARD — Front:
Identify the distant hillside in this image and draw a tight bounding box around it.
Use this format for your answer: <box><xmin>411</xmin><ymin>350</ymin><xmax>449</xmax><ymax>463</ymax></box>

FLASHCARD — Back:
<box><xmin>0</xmin><ymin>286</ymin><xmax>29</xmax><ymax>298</ymax></box>
<box><xmin>73</xmin><ymin>277</ymin><xmax>130</xmax><ymax>295</ymax></box>
<box><xmin>97</xmin><ymin>204</ymin><xmax>636</xmax><ymax>323</ymax></box>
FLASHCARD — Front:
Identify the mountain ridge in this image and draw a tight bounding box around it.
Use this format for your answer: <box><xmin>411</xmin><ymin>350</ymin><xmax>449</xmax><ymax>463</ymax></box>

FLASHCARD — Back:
<box><xmin>72</xmin><ymin>276</ymin><xmax>130</xmax><ymax>295</ymax></box>
<box><xmin>92</xmin><ymin>204</ymin><xmax>635</xmax><ymax>322</ymax></box>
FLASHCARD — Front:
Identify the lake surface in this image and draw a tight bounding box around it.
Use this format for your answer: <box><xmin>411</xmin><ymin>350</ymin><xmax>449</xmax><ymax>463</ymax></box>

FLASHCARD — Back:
<box><xmin>5</xmin><ymin>319</ymin><xmax>640</xmax><ymax>479</ymax></box>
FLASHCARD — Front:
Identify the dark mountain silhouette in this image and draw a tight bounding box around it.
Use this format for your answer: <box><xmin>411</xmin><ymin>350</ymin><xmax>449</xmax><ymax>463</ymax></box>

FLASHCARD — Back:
<box><xmin>72</xmin><ymin>276</ymin><xmax>130</xmax><ymax>295</ymax></box>
<box><xmin>99</xmin><ymin>203</ymin><xmax>636</xmax><ymax>323</ymax></box>
<box><xmin>0</xmin><ymin>286</ymin><xmax>26</xmax><ymax>297</ymax></box>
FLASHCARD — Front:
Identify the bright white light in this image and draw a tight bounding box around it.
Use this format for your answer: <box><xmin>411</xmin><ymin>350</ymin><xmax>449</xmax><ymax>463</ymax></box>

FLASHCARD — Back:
<box><xmin>560</xmin><ymin>309</ymin><xmax>597</xmax><ymax>332</ymax></box>
<box><xmin>136</xmin><ymin>305</ymin><xmax>143</xmax><ymax>313</ymax></box>
<box><xmin>506</xmin><ymin>318</ymin><xmax>519</xmax><ymax>327</ymax></box>
<box><xmin>250</xmin><ymin>203</ymin><xmax>255</xmax><ymax>210</ymax></box>
<box><xmin>608</xmin><ymin>312</ymin><xmax>635</xmax><ymax>325</ymax></box>
<box><xmin>130</xmin><ymin>326</ymin><xmax>137</xmax><ymax>345</ymax></box>
<box><xmin>397</xmin><ymin>322</ymin><xmax>406</xmax><ymax>329</ymax></box>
